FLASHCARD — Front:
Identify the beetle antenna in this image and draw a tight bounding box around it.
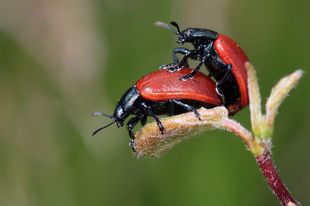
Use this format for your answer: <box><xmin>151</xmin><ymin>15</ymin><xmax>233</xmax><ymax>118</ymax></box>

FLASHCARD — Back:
<box><xmin>170</xmin><ymin>21</ymin><xmax>181</xmax><ymax>34</ymax></box>
<box><xmin>91</xmin><ymin>111</ymin><xmax>113</xmax><ymax>118</ymax></box>
<box><xmin>91</xmin><ymin>119</ymin><xmax>116</xmax><ymax>136</ymax></box>
<box><xmin>155</xmin><ymin>21</ymin><xmax>179</xmax><ymax>35</ymax></box>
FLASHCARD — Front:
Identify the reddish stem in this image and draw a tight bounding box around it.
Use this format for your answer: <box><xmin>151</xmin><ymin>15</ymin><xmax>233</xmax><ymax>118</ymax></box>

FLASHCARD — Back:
<box><xmin>255</xmin><ymin>151</ymin><xmax>300</xmax><ymax>206</ymax></box>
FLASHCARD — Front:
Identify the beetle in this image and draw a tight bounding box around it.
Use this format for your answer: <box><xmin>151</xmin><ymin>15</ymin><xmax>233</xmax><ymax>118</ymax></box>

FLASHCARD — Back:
<box><xmin>91</xmin><ymin>68</ymin><xmax>222</xmax><ymax>152</ymax></box>
<box><xmin>155</xmin><ymin>21</ymin><xmax>249</xmax><ymax>115</ymax></box>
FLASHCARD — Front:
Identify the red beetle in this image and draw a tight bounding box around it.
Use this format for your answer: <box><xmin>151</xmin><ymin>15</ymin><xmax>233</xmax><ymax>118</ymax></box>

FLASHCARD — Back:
<box><xmin>156</xmin><ymin>21</ymin><xmax>249</xmax><ymax>115</ymax></box>
<box><xmin>91</xmin><ymin>68</ymin><xmax>222</xmax><ymax>151</ymax></box>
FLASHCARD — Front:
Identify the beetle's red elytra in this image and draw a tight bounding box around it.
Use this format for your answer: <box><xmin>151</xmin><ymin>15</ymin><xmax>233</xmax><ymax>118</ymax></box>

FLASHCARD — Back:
<box><xmin>214</xmin><ymin>34</ymin><xmax>249</xmax><ymax>110</ymax></box>
<box><xmin>136</xmin><ymin>68</ymin><xmax>222</xmax><ymax>105</ymax></box>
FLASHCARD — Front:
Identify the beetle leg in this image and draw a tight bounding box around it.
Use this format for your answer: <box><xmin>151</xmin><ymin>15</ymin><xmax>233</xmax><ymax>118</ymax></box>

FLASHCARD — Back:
<box><xmin>159</xmin><ymin>63</ymin><xmax>179</xmax><ymax>71</ymax></box>
<box><xmin>140</xmin><ymin>114</ymin><xmax>148</xmax><ymax>126</ymax></box>
<box><xmin>127</xmin><ymin>114</ymin><xmax>143</xmax><ymax>152</ymax></box>
<box><xmin>177</xmin><ymin>48</ymin><xmax>198</xmax><ymax>68</ymax></box>
<box><xmin>180</xmin><ymin>43</ymin><xmax>214</xmax><ymax>80</ymax></box>
<box><xmin>170</xmin><ymin>100</ymin><xmax>201</xmax><ymax>120</ymax></box>
<box><xmin>140</xmin><ymin>102</ymin><xmax>164</xmax><ymax>134</ymax></box>
<box><xmin>127</xmin><ymin>114</ymin><xmax>143</xmax><ymax>138</ymax></box>
<box><xmin>159</xmin><ymin>47</ymin><xmax>181</xmax><ymax>71</ymax></box>
<box><xmin>179</xmin><ymin>61</ymin><xmax>204</xmax><ymax>81</ymax></box>
<box><xmin>215</xmin><ymin>63</ymin><xmax>232</xmax><ymax>96</ymax></box>
<box><xmin>159</xmin><ymin>47</ymin><xmax>195</xmax><ymax>71</ymax></box>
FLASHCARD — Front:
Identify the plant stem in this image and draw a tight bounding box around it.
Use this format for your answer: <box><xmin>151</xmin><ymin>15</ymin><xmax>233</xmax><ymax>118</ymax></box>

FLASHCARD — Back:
<box><xmin>255</xmin><ymin>151</ymin><xmax>300</xmax><ymax>206</ymax></box>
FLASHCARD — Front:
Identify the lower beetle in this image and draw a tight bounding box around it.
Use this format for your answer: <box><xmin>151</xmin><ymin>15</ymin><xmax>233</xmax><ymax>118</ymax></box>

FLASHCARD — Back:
<box><xmin>156</xmin><ymin>21</ymin><xmax>249</xmax><ymax>115</ymax></box>
<box><xmin>92</xmin><ymin>68</ymin><xmax>222</xmax><ymax>151</ymax></box>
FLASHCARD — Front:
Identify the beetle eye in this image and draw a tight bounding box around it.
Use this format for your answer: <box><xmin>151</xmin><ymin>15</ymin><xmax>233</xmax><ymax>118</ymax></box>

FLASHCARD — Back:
<box><xmin>185</xmin><ymin>30</ymin><xmax>191</xmax><ymax>38</ymax></box>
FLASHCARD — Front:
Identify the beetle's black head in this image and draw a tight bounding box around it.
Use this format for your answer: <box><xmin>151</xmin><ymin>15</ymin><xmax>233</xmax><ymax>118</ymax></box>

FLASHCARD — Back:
<box><xmin>169</xmin><ymin>21</ymin><xmax>188</xmax><ymax>45</ymax></box>
<box><xmin>155</xmin><ymin>21</ymin><xmax>193</xmax><ymax>45</ymax></box>
<box><xmin>91</xmin><ymin>86</ymin><xmax>140</xmax><ymax>136</ymax></box>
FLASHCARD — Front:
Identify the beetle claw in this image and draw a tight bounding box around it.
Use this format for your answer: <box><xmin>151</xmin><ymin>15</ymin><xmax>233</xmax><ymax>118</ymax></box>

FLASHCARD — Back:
<box><xmin>215</xmin><ymin>86</ymin><xmax>224</xmax><ymax>97</ymax></box>
<box><xmin>167</xmin><ymin>66</ymin><xmax>181</xmax><ymax>72</ymax></box>
<box><xmin>130</xmin><ymin>139</ymin><xmax>136</xmax><ymax>152</ymax></box>
<box><xmin>159</xmin><ymin>63</ymin><xmax>179</xmax><ymax>71</ymax></box>
<box><xmin>179</xmin><ymin>74</ymin><xmax>194</xmax><ymax>81</ymax></box>
<box><xmin>194</xmin><ymin>111</ymin><xmax>202</xmax><ymax>120</ymax></box>
<box><xmin>159</xmin><ymin>125</ymin><xmax>165</xmax><ymax>134</ymax></box>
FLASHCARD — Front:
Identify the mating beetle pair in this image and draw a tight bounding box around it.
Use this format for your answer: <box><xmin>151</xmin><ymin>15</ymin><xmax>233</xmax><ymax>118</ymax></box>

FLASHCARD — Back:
<box><xmin>92</xmin><ymin>21</ymin><xmax>250</xmax><ymax>151</ymax></box>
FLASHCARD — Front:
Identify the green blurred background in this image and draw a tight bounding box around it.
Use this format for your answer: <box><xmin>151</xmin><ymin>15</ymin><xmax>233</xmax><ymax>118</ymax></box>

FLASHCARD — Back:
<box><xmin>0</xmin><ymin>0</ymin><xmax>309</xmax><ymax>205</ymax></box>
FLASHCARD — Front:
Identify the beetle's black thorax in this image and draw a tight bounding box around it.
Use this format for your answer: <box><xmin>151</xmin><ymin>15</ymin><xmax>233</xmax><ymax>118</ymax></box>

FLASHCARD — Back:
<box><xmin>113</xmin><ymin>86</ymin><xmax>142</xmax><ymax>122</ymax></box>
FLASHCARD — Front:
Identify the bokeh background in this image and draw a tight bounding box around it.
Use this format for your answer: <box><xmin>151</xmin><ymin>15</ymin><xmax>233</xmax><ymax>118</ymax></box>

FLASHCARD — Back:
<box><xmin>0</xmin><ymin>0</ymin><xmax>309</xmax><ymax>205</ymax></box>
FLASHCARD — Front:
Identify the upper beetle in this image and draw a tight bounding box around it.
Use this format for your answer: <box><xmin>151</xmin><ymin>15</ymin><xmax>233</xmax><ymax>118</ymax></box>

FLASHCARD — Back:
<box><xmin>156</xmin><ymin>21</ymin><xmax>249</xmax><ymax>115</ymax></box>
<box><xmin>92</xmin><ymin>68</ymin><xmax>222</xmax><ymax>152</ymax></box>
